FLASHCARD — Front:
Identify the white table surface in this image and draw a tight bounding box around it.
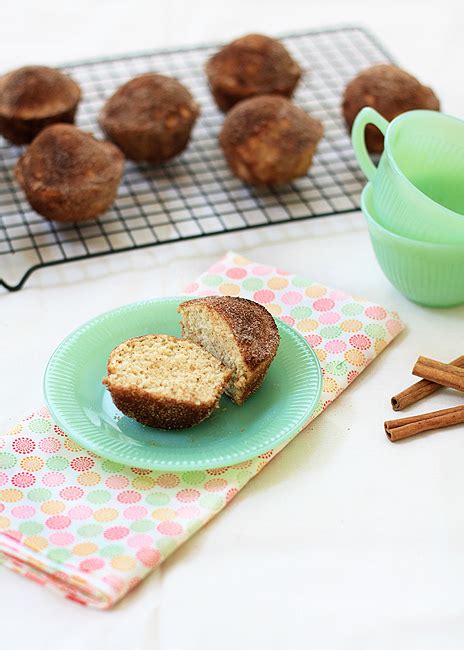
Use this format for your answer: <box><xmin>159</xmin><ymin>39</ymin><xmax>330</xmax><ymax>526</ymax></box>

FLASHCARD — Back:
<box><xmin>1</xmin><ymin>1</ymin><xmax>464</xmax><ymax>648</ymax></box>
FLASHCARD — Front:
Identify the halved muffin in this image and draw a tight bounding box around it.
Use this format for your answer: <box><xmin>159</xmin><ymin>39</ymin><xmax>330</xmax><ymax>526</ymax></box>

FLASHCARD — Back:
<box><xmin>102</xmin><ymin>334</ymin><xmax>232</xmax><ymax>429</ymax></box>
<box><xmin>179</xmin><ymin>296</ymin><xmax>280</xmax><ymax>404</ymax></box>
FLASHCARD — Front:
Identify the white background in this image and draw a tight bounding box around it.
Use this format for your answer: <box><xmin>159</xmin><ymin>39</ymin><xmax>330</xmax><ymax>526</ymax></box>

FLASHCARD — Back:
<box><xmin>1</xmin><ymin>1</ymin><xmax>464</xmax><ymax>648</ymax></box>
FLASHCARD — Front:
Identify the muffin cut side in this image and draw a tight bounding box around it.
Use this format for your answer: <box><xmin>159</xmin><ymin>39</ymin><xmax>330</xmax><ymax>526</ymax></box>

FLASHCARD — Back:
<box><xmin>103</xmin><ymin>334</ymin><xmax>232</xmax><ymax>429</ymax></box>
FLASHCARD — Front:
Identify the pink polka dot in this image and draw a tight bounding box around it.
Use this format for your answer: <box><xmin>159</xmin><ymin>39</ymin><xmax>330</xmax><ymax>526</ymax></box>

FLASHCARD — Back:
<box><xmin>183</xmin><ymin>282</ymin><xmax>199</xmax><ymax>293</ymax></box>
<box><xmin>348</xmin><ymin>370</ymin><xmax>358</xmax><ymax>383</ymax></box>
<box><xmin>123</xmin><ymin>505</ymin><xmax>148</xmax><ymax>520</ymax></box>
<box><xmin>330</xmin><ymin>289</ymin><xmax>350</xmax><ymax>300</ymax></box>
<box><xmin>117</xmin><ymin>491</ymin><xmax>141</xmax><ymax>504</ymax></box>
<box><xmin>0</xmin><ymin>472</ymin><xmax>8</xmax><ymax>486</ymax></box>
<box><xmin>349</xmin><ymin>334</ymin><xmax>371</xmax><ymax>350</ymax></box>
<box><xmin>11</xmin><ymin>472</ymin><xmax>35</xmax><ymax>488</ymax></box>
<box><xmin>49</xmin><ymin>532</ymin><xmax>75</xmax><ymax>546</ymax></box>
<box><xmin>157</xmin><ymin>521</ymin><xmax>183</xmax><ymax>536</ymax></box>
<box><xmin>365</xmin><ymin>305</ymin><xmax>387</xmax><ymax>320</ymax></box>
<box><xmin>136</xmin><ymin>548</ymin><xmax>161</xmax><ymax>568</ymax></box>
<box><xmin>387</xmin><ymin>319</ymin><xmax>403</xmax><ymax>336</ymax></box>
<box><xmin>313</xmin><ymin>298</ymin><xmax>335</xmax><ymax>311</ymax></box>
<box><xmin>253</xmin><ymin>289</ymin><xmax>275</xmax><ymax>303</ymax></box>
<box><xmin>177</xmin><ymin>505</ymin><xmax>201</xmax><ymax>519</ymax></box>
<box><xmin>105</xmin><ymin>475</ymin><xmax>129</xmax><ymax>489</ymax></box>
<box><xmin>42</xmin><ymin>472</ymin><xmax>66</xmax><ymax>487</ymax></box>
<box><xmin>0</xmin><ymin>503</ymin><xmax>4</xmax><ymax>514</ymax></box>
<box><xmin>80</xmin><ymin>558</ymin><xmax>105</xmax><ymax>572</ymax></box>
<box><xmin>226</xmin><ymin>267</ymin><xmax>247</xmax><ymax>279</ymax></box>
<box><xmin>176</xmin><ymin>489</ymin><xmax>200</xmax><ymax>502</ymax></box>
<box><xmin>281</xmin><ymin>291</ymin><xmax>303</xmax><ymax>305</ymax></box>
<box><xmin>252</xmin><ymin>264</ymin><xmax>272</xmax><ymax>276</ymax></box>
<box><xmin>319</xmin><ymin>311</ymin><xmax>340</xmax><ymax>324</ymax></box>
<box><xmin>104</xmin><ymin>526</ymin><xmax>129</xmax><ymax>540</ymax></box>
<box><xmin>60</xmin><ymin>486</ymin><xmax>84</xmax><ymax>501</ymax></box>
<box><xmin>11</xmin><ymin>505</ymin><xmax>35</xmax><ymax>519</ymax></box>
<box><xmin>226</xmin><ymin>488</ymin><xmax>239</xmax><ymax>503</ymax></box>
<box><xmin>209</xmin><ymin>261</ymin><xmax>226</xmax><ymax>273</ymax></box>
<box><xmin>128</xmin><ymin>533</ymin><xmax>153</xmax><ymax>549</ymax></box>
<box><xmin>38</xmin><ymin>437</ymin><xmax>61</xmax><ymax>453</ymax></box>
<box><xmin>325</xmin><ymin>339</ymin><xmax>347</xmax><ymax>353</ymax></box>
<box><xmin>53</xmin><ymin>424</ymin><xmax>65</xmax><ymax>436</ymax></box>
<box><xmin>70</xmin><ymin>456</ymin><xmax>95</xmax><ymax>472</ymax></box>
<box><xmin>276</xmin><ymin>268</ymin><xmax>291</xmax><ymax>276</ymax></box>
<box><xmin>197</xmin><ymin>289</ymin><xmax>214</xmax><ymax>297</ymax></box>
<box><xmin>281</xmin><ymin>315</ymin><xmax>295</xmax><ymax>326</ymax></box>
<box><xmin>46</xmin><ymin>515</ymin><xmax>71</xmax><ymax>530</ymax></box>
<box><xmin>305</xmin><ymin>334</ymin><xmax>323</xmax><ymax>347</ymax></box>
<box><xmin>104</xmin><ymin>575</ymin><xmax>124</xmax><ymax>590</ymax></box>
<box><xmin>12</xmin><ymin>438</ymin><xmax>35</xmax><ymax>454</ymax></box>
<box><xmin>68</xmin><ymin>505</ymin><xmax>93</xmax><ymax>520</ymax></box>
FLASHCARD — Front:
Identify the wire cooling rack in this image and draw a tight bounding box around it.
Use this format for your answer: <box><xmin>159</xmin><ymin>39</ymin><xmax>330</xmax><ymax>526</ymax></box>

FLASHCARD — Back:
<box><xmin>0</xmin><ymin>26</ymin><xmax>393</xmax><ymax>291</ymax></box>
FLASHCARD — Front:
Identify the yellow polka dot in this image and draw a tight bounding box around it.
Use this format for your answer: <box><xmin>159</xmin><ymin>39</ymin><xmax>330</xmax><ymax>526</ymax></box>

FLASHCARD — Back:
<box><xmin>41</xmin><ymin>500</ymin><xmax>65</xmax><ymax>515</ymax></box>
<box><xmin>267</xmin><ymin>277</ymin><xmax>288</xmax><ymax>290</ymax></box>
<box><xmin>111</xmin><ymin>555</ymin><xmax>136</xmax><ymax>571</ymax></box>
<box><xmin>305</xmin><ymin>285</ymin><xmax>327</xmax><ymax>298</ymax></box>
<box><xmin>233</xmin><ymin>254</ymin><xmax>250</xmax><ymax>266</ymax></box>
<box><xmin>132</xmin><ymin>476</ymin><xmax>157</xmax><ymax>490</ymax></box>
<box><xmin>64</xmin><ymin>438</ymin><xmax>83</xmax><ymax>452</ymax></box>
<box><xmin>375</xmin><ymin>340</ymin><xmax>387</xmax><ymax>354</ymax></box>
<box><xmin>218</xmin><ymin>283</ymin><xmax>240</xmax><ymax>296</ymax></box>
<box><xmin>265</xmin><ymin>303</ymin><xmax>282</xmax><ymax>316</ymax></box>
<box><xmin>24</xmin><ymin>536</ymin><xmax>48</xmax><ymax>552</ymax></box>
<box><xmin>94</xmin><ymin>507</ymin><xmax>118</xmax><ymax>522</ymax></box>
<box><xmin>0</xmin><ymin>489</ymin><xmax>23</xmax><ymax>502</ymax></box>
<box><xmin>70</xmin><ymin>575</ymin><xmax>89</xmax><ymax>587</ymax></box>
<box><xmin>20</xmin><ymin>456</ymin><xmax>45</xmax><ymax>472</ymax></box>
<box><xmin>152</xmin><ymin>508</ymin><xmax>177</xmax><ymax>521</ymax></box>
<box><xmin>5</xmin><ymin>423</ymin><xmax>22</xmax><ymax>436</ymax></box>
<box><xmin>345</xmin><ymin>349</ymin><xmax>365</xmax><ymax>367</ymax></box>
<box><xmin>73</xmin><ymin>543</ymin><xmax>98</xmax><ymax>556</ymax></box>
<box><xmin>316</xmin><ymin>349</ymin><xmax>327</xmax><ymax>363</ymax></box>
<box><xmin>340</xmin><ymin>319</ymin><xmax>363</xmax><ymax>333</ymax></box>
<box><xmin>323</xmin><ymin>377</ymin><xmax>338</xmax><ymax>393</ymax></box>
<box><xmin>296</xmin><ymin>318</ymin><xmax>319</xmax><ymax>333</ymax></box>
<box><xmin>0</xmin><ymin>516</ymin><xmax>11</xmax><ymax>529</ymax></box>
<box><xmin>78</xmin><ymin>471</ymin><xmax>101</xmax><ymax>487</ymax></box>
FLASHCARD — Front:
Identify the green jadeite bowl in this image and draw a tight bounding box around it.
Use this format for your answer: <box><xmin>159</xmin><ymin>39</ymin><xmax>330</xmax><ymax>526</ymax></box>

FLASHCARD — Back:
<box><xmin>361</xmin><ymin>183</ymin><xmax>464</xmax><ymax>307</ymax></box>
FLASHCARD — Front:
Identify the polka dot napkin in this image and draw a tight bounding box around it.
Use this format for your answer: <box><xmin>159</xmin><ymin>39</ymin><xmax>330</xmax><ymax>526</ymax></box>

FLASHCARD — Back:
<box><xmin>0</xmin><ymin>251</ymin><xmax>403</xmax><ymax>608</ymax></box>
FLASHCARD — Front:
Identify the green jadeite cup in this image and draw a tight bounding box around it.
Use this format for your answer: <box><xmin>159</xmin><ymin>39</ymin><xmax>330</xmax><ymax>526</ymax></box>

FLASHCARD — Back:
<box><xmin>352</xmin><ymin>107</ymin><xmax>464</xmax><ymax>244</ymax></box>
<box><xmin>361</xmin><ymin>182</ymin><xmax>464</xmax><ymax>307</ymax></box>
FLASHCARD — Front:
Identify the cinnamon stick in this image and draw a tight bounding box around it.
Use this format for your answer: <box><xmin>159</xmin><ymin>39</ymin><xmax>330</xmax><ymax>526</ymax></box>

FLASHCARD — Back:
<box><xmin>391</xmin><ymin>355</ymin><xmax>464</xmax><ymax>410</ymax></box>
<box><xmin>385</xmin><ymin>405</ymin><xmax>464</xmax><ymax>442</ymax></box>
<box><xmin>412</xmin><ymin>356</ymin><xmax>464</xmax><ymax>392</ymax></box>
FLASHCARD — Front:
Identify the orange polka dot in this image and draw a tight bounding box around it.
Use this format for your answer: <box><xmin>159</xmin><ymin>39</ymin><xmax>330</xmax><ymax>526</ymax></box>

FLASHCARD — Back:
<box><xmin>41</xmin><ymin>500</ymin><xmax>65</xmax><ymax>515</ymax></box>
<box><xmin>341</xmin><ymin>319</ymin><xmax>363</xmax><ymax>333</ymax></box>
<box><xmin>267</xmin><ymin>277</ymin><xmax>288</xmax><ymax>290</ymax></box>
<box><xmin>305</xmin><ymin>285</ymin><xmax>327</xmax><ymax>298</ymax></box>
<box><xmin>265</xmin><ymin>303</ymin><xmax>283</xmax><ymax>316</ymax></box>
<box><xmin>0</xmin><ymin>489</ymin><xmax>23</xmax><ymax>502</ymax></box>
<box><xmin>233</xmin><ymin>255</ymin><xmax>250</xmax><ymax>266</ymax></box>
<box><xmin>205</xmin><ymin>479</ymin><xmax>227</xmax><ymax>492</ymax></box>
<box><xmin>5</xmin><ymin>424</ymin><xmax>22</xmax><ymax>436</ymax></box>
<box><xmin>219</xmin><ymin>283</ymin><xmax>240</xmax><ymax>296</ymax></box>
<box><xmin>375</xmin><ymin>340</ymin><xmax>387</xmax><ymax>354</ymax></box>
<box><xmin>152</xmin><ymin>508</ymin><xmax>177</xmax><ymax>521</ymax></box>
<box><xmin>156</xmin><ymin>474</ymin><xmax>180</xmax><ymax>488</ymax></box>
<box><xmin>94</xmin><ymin>508</ymin><xmax>118</xmax><ymax>522</ymax></box>
<box><xmin>73</xmin><ymin>543</ymin><xmax>98</xmax><ymax>556</ymax></box>
<box><xmin>323</xmin><ymin>377</ymin><xmax>338</xmax><ymax>393</ymax></box>
<box><xmin>0</xmin><ymin>516</ymin><xmax>11</xmax><ymax>529</ymax></box>
<box><xmin>24</xmin><ymin>536</ymin><xmax>48</xmax><ymax>551</ymax></box>
<box><xmin>345</xmin><ymin>349</ymin><xmax>365</xmax><ymax>367</ymax></box>
<box><xmin>316</xmin><ymin>349</ymin><xmax>327</xmax><ymax>363</ymax></box>
<box><xmin>111</xmin><ymin>555</ymin><xmax>136</xmax><ymax>571</ymax></box>
<box><xmin>132</xmin><ymin>476</ymin><xmax>157</xmax><ymax>490</ymax></box>
<box><xmin>78</xmin><ymin>471</ymin><xmax>101</xmax><ymax>486</ymax></box>
<box><xmin>296</xmin><ymin>319</ymin><xmax>319</xmax><ymax>333</ymax></box>
<box><xmin>64</xmin><ymin>438</ymin><xmax>83</xmax><ymax>452</ymax></box>
<box><xmin>233</xmin><ymin>460</ymin><xmax>253</xmax><ymax>470</ymax></box>
<box><xmin>20</xmin><ymin>456</ymin><xmax>44</xmax><ymax>472</ymax></box>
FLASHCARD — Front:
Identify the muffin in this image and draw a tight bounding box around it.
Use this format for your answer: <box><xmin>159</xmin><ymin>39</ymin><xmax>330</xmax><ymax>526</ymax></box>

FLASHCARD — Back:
<box><xmin>206</xmin><ymin>33</ymin><xmax>301</xmax><ymax>112</ymax></box>
<box><xmin>15</xmin><ymin>123</ymin><xmax>124</xmax><ymax>223</ymax></box>
<box><xmin>103</xmin><ymin>335</ymin><xmax>232</xmax><ymax>429</ymax></box>
<box><xmin>179</xmin><ymin>296</ymin><xmax>280</xmax><ymax>404</ymax></box>
<box><xmin>0</xmin><ymin>65</ymin><xmax>81</xmax><ymax>144</ymax></box>
<box><xmin>219</xmin><ymin>95</ymin><xmax>323</xmax><ymax>185</ymax></box>
<box><xmin>99</xmin><ymin>73</ymin><xmax>199</xmax><ymax>163</ymax></box>
<box><xmin>342</xmin><ymin>64</ymin><xmax>440</xmax><ymax>153</ymax></box>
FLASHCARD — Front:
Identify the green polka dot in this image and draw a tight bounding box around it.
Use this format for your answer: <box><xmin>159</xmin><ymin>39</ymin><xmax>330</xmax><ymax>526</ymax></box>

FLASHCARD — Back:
<box><xmin>100</xmin><ymin>544</ymin><xmax>125</xmax><ymax>558</ymax></box>
<box><xmin>236</xmin><ymin>470</ymin><xmax>253</xmax><ymax>487</ymax></box>
<box><xmin>185</xmin><ymin>521</ymin><xmax>203</xmax><ymax>536</ymax></box>
<box><xmin>242</xmin><ymin>277</ymin><xmax>264</xmax><ymax>291</ymax></box>
<box><xmin>27</xmin><ymin>488</ymin><xmax>52</xmax><ymax>502</ymax></box>
<box><xmin>364</xmin><ymin>324</ymin><xmax>386</xmax><ymax>339</ymax></box>
<box><xmin>0</xmin><ymin>452</ymin><xmax>16</xmax><ymax>470</ymax></box>
<box><xmin>19</xmin><ymin>521</ymin><xmax>43</xmax><ymax>536</ymax></box>
<box><xmin>320</xmin><ymin>326</ymin><xmax>342</xmax><ymax>339</ymax></box>
<box><xmin>342</xmin><ymin>302</ymin><xmax>363</xmax><ymax>316</ymax></box>
<box><xmin>181</xmin><ymin>471</ymin><xmax>206</xmax><ymax>486</ymax></box>
<box><xmin>87</xmin><ymin>490</ymin><xmax>111</xmax><ymax>504</ymax></box>
<box><xmin>101</xmin><ymin>460</ymin><xmax>125</xmax><ymax>473</ymax></box>
<box><xmin>145</xmin><ymin>492</ymin><xmax>170</xmax><ymax>506</ymax></box>
<box><xmin>156</xmin><ymin>538</ymin><xmax>177</xmax><ymax>555</ymax></box>
<box><xmin>130</xmin><ymin>520</ymin><xmax>155</xmax><ymax>532</ymax></box>
<box><xmin>325</xmin><ymin>360</ymin><xmax>349</xmax><ymax>376</ymax></box>
<box><xmin>201</xmin><ymin>274</ymin><xmax>223</xmax><ymax>287</ymax></box>
<box><xmin>46</xmin><ymin>456</ymin><xmax>68</xmax><ymax>470</ymax></box>
<box><xmin>28</xmin><ymin>418</ymin><xmax>51</xmax><ymax>434</ymax></box>
<box><xmin>47</xmin><ymin>548</ymin><xmax>72</xmax><ymax>564</ymax></box>
<box><xmin>292</xmin><ymin>275</ymin><xmax>312</xmax><ymax>288</ymax></box>
<box><xmin>291</xmin><ymin>306</ymin><xmax>312</xmax><ymax>320</ymax></box>
<box><xmin>78</xmin><ymin>524</ymin><xmax>103</xmax><ymax>537</ymax></box>
<box><xmin>199</xmin><ymin>494</ymin><xmax>224</xmax><ymax>510</ymax></box>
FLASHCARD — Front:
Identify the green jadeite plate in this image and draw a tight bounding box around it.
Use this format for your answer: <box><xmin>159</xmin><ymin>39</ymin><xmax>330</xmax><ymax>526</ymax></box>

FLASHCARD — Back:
<box><xmin>44</xmin><ymin>296</ymin><xmax>322</xmax><ymax>471</ymax></box>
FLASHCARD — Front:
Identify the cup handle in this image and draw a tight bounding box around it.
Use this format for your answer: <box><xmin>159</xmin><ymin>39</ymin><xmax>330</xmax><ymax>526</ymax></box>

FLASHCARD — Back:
<box><xmin>351</xmin><ymin>107</ymin><xmax>389</xmax><ymax>181</ymax></box>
